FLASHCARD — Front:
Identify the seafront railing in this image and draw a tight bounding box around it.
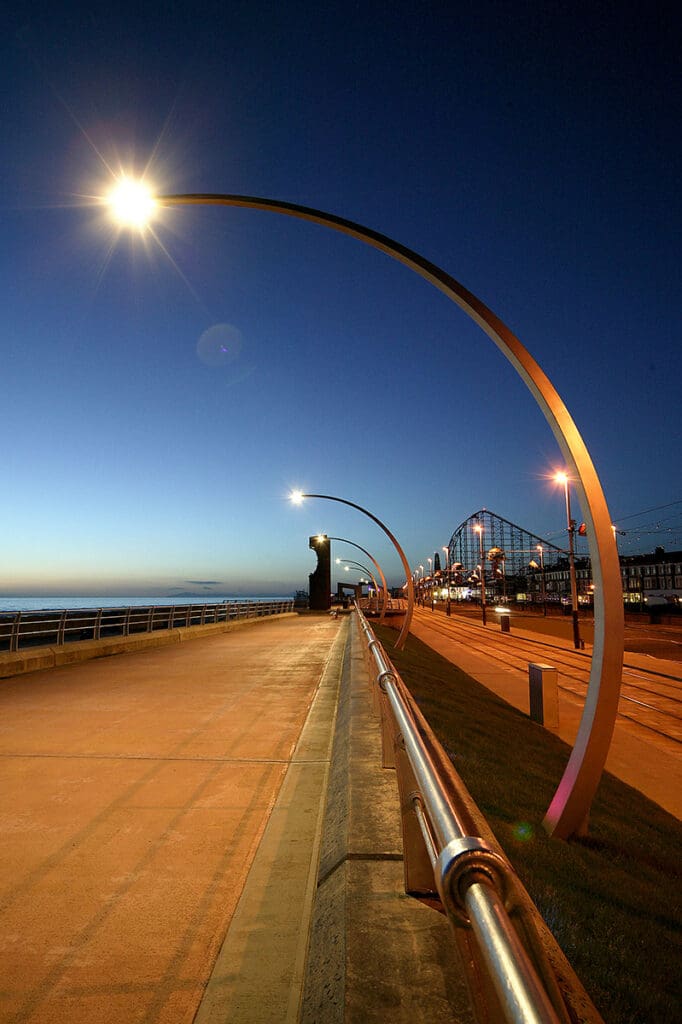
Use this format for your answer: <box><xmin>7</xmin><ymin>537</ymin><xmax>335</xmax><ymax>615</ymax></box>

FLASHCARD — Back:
<box><xmin>355</xmin><ymin>603</ymin><xmax>594</xmax><ymax>1024</ymax></box>
<box><xmin>0</xmin><ymin>600</ymin><xmax>294</xmax><ymax>653</ymax></box>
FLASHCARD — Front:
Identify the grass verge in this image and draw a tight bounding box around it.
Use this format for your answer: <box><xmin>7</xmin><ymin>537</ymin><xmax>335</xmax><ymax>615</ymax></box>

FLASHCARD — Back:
<box><xmin>374</xmin><ymin>624</ymin><xmax>681</xmax><ymax>1024</ymax></box>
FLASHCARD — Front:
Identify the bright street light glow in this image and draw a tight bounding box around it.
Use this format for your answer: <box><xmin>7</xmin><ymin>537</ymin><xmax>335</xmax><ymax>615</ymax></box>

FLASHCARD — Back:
<box><xmin>290</xmin><ymin>490</ymin><xmax>304</xmax><ymax>505</ymax></box>
<box><xmin>108</xmin><ymin>178</ymin><xmax>157</xmax><ymax>228</ymax></box>
<box><xmin>554</xmin><ymin>471</ymin><xmax>569</xmax><ymax>486</ymax></box>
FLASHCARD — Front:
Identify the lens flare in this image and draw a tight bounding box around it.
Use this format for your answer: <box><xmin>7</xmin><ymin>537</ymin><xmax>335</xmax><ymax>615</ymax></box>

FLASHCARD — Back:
<box><xmin>511</xmin><ymin>822</ymin><xmax>534</xmax><ymax>842</ymax></box>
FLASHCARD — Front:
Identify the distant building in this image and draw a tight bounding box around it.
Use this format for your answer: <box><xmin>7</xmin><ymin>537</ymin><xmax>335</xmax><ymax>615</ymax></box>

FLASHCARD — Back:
<box><xmin>528</xmin><ymin>547</ymin><xmax>682</xmax><ymax>608</ymax></box>
<box><xmin>533</xmin><ymin>556</ymin><xmax>593</xmax><ymax>605</ymax></box>
<box><xmin>618</xmin><ymin>548</ymin><xmax>682</xmax><ymax>607</ymax></box>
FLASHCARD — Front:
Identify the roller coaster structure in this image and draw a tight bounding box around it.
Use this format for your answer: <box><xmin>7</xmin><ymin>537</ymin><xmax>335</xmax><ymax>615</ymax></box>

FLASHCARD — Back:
<box><xmin>445</xmin><ymin>509</ymin><xmax>568</xmax><ymax>601</ymax></box>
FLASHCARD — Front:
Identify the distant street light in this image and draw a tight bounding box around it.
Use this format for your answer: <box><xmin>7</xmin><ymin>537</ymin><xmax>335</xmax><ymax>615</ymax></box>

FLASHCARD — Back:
<box><xmin>473</xmin><ymin>523</ymin><xmax>487</xmax><ymax>625</ymax></box>
<box><xmin>338</xmin><ymin>558</ymin><xmax>379</xmax><ymax>597</ymax></box>
<box><xmin>327</xmin><ymin>536</ymin><xmax>389</xmax><ymax>621</ymax></box>
<box><xmin>290</xmin><ymin>491</ymin><xmax>413</xmax><ymax>649</ymax></box>
<box><xmin>108</xmin><ymin>183</ymin><xmax>624</xmax><ymax>838</ymax></box>
<box><xmin>442</xmin><ymin>545</ymin><xmax>452</xmax><ymax>614</ymax></box>
<box><xmin>534</xmin><ymin>544</ymin><xmax>547</xmax><ymax>615</ymax></box>
<box><xmin>555</xmin><ymin>472</ymin><xmax>581</xmax><ymax>649</ymax></box>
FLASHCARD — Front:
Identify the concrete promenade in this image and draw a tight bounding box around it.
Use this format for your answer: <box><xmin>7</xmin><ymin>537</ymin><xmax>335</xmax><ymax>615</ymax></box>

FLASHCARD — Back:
<box><xmin>0</xmin><ymin>615</ymin><xmax>345</xmax><ymax>1024</ymax></box>
<box><xmin>0</xmin><ymin>612</ymin><xmax>476</xmax><ymax>1024</ymax></box>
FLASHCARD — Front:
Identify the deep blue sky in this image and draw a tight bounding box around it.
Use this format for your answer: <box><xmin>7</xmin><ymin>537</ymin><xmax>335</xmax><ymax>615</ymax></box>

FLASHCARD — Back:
<box><xmin>2</xmin><ymin>2</ymin><xmax>680</xmax><ymax>596</ymax></box>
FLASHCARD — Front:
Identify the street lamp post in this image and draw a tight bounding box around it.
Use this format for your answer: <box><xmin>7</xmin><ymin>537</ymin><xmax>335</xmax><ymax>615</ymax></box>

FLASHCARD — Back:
<box><xmin>443</xmin><ymin>546</ymin><xmax>451</xmax><ymax>616</ymax></box>
<box><xmin>537</xmin><ymin>544</ymin><xmax>547</xmax><ymax>616</ymax></box>
<box><xmin>328</xmin><ymin>536</ymin><xmax>389</xmax><ymax>622</ymax></box>
<box><xmin>473</xmin><ymin>523</ymin><xmax>487</xmax><ymax>626</ymax></box>
<box><xmin>338</xmin><ymin>559</ymin><xmax>380</xmax><ymax>602</ymax></box>
<box><xmin>109</xmin><ymin>185</ymin><xmax>625</xmax><ymax>838</ymax></box>
<box><xmin>291</xmin><ymin>492</ymin><xmax>414</xmax><ymax>649</ymax></box>
<box><xmin>343</xmin><ymin>565</ymin><xmax>370</xmax><ymax>589</ymax></box>
<box><xmin>556</xmin><ymin>473</ymin><xmax>581</xmax><ymax>649</ymax></box>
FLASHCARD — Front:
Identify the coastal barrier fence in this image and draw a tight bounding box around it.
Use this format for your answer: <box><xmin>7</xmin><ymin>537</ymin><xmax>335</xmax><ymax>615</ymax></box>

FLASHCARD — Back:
<box><xmin>355</xmin><ymin>603</ymin><xmax>595</xmax><ymax>1024</ymax></box>
<box><xmin>0</xmin><ymin>600</ymin><xmax>295</xmax><ymax>653</ymax></box>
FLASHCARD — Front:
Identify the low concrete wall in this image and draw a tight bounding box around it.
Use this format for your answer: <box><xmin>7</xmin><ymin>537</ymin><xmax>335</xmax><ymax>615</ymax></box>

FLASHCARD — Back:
<box><xmin>0</xmin><ymin>613</ymin><xmax>298</xmax><ymax>680</ymax></box>
<box><xmin>299</xmin><ymin>615</ymin><xmax>474</xmax><ymax>1023</ymax></box>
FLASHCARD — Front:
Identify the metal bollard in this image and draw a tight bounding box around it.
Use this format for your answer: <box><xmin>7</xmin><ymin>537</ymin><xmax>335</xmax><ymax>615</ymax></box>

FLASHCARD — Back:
<box><xmin>528</xmin><ymin>663</ymin><xmax>559</xmax><ymax>728</ymax></box>
<box><xmin>500</xmin><ymin>613</ymin><xmax>510</xmax><ymax>633</ymax></box>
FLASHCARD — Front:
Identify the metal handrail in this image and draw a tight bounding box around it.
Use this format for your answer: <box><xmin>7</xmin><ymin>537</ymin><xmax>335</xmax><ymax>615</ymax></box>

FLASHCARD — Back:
<box><xmin>355</xmin><ymin>603</ymin><xmax>571</xmax><ymax>1024</ymax></box>
<box><xmin>0</xmin><ymin>600</ymin><xmax>295</xmax><ymax>652</ymax></box>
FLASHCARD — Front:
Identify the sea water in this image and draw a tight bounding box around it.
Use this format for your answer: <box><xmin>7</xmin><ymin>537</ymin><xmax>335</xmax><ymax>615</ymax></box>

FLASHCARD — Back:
<box><xmin>0</xmin><ymin>596</ymin><xmax>290</xmax><ymax>613</ymax></box>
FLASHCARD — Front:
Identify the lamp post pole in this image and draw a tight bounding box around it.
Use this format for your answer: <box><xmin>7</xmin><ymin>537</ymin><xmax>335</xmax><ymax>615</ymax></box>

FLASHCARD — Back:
<box><xmin>557</xmin><ymin>474</ymin><xmax>581</xmax><ymax>649</ymax></box>
<box><xmin>537</xmin><ymin>545</ymin><xmax>547</xmax><ymax>616</ymax></box>
<box><xmin>291</xmin><ymin>492</ymin><xmax>414</xmax><ymax>650</ymax></box>
<box><xmin>339</xmin><ymin>559</ymin><xmax>380</xmax><ymax>601</ymax></box>
<box><xmin>328</xmin><ymin>536</ymin><xmax>389</xmax><ymax>621</ymax></box>
<box><xmin>474</xmin><ymin>523</ymin><xmax>487</xmax><ymax>625</ymax></box>
<box><xmin>110</xmin><ymin>185</ymin><xmax>625</xmax><ymax>838</ymax></box>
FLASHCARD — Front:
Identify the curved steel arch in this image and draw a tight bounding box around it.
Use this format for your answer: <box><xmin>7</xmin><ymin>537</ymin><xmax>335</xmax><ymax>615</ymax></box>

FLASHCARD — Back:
<box><xmin>328</xmin><ymin>537</ymin><xmax>389</xmax><ymax>622</ymax></box>
<box><xmin>158</xmin><ymin>192</ymin><xmax>624</xmax><ymax>839</ymax></box>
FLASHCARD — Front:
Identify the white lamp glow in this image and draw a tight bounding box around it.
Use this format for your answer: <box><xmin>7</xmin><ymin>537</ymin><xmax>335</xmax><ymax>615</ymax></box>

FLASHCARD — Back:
<box><xmin>108</xmin><ymin>178</ymin><xmax>157</xmax><ymax>228</ymax></box>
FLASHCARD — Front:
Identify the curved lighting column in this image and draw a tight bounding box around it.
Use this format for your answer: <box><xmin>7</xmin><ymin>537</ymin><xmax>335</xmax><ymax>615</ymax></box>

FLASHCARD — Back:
<box><xmin>291</xmin><ymin>492</ymin><xmax>414</xmax><ymax>650</ymax></box>
<box><xmin>328</xmin><ymin>536</ymin><xmax>389</xmax><ymax>622</ymax></box>
<box><xmin>153</xmin><ymin>193</ymin><xmax>623</xmax><ymax>839</ymax></box>
<box><xmin>338</xmin><ymin>559</ymin><xmax>381</xmax><ymax>611</ymax></box>
<box><xmin>340</xmin><ymin>559</ymin><xmax>379</xmax><ymax>593</ymax></box>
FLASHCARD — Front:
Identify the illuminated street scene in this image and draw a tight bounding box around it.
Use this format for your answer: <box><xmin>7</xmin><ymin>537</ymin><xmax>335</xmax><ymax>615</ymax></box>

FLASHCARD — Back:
<box><xmin>1</xmin><ymin>4</ymin><xmax>679</xmax><ymax>1023</ymax></box>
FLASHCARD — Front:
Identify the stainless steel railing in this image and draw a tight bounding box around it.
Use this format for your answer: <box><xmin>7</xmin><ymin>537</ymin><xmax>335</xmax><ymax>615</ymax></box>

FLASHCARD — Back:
<box><xmin>355</xmin><ymin>603</ymin><xmax>583</xmax><ymax>1024</ymax></box>
<box><xmin>0</xmin><ymin>600</ymin><xmax>295</xmax><ymax>653</ymax></box>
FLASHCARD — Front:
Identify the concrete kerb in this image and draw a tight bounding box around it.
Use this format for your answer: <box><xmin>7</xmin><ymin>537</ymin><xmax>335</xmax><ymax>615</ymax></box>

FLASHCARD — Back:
<box><xmin>0</xmin><ymin>612</ymin><xmax>298</xmax><ymax>679</ymax></box>
<box><xmin>299</xmin><ymin>614</ymin><xmax>475</xmax><ymax>1024</ymax></box>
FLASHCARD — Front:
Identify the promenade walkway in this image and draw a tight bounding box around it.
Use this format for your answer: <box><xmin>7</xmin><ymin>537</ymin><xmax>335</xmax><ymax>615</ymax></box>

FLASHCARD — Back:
<box><xmin>0</xmin><ymin>615</ymin><xmax>344</xmax><ymax>1024</ymax></box>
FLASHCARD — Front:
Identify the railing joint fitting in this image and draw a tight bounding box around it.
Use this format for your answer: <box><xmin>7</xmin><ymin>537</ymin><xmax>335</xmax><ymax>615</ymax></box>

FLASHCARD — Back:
<box><xmin>377</xmin><ymin>668</ymin><xmax>397</xmax><ymax>691</ymax></box>
<box><xmin>436</xmin><ymin>836</ymin><xmax>512</xmax><ymax>925</ymax></box>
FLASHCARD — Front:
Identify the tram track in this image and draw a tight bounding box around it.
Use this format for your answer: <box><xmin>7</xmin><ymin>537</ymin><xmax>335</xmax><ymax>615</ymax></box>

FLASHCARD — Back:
<box><xmin>411</xmin><ymin>611</ymin><xmax>682</xmax><ymax>745</ymax></box>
